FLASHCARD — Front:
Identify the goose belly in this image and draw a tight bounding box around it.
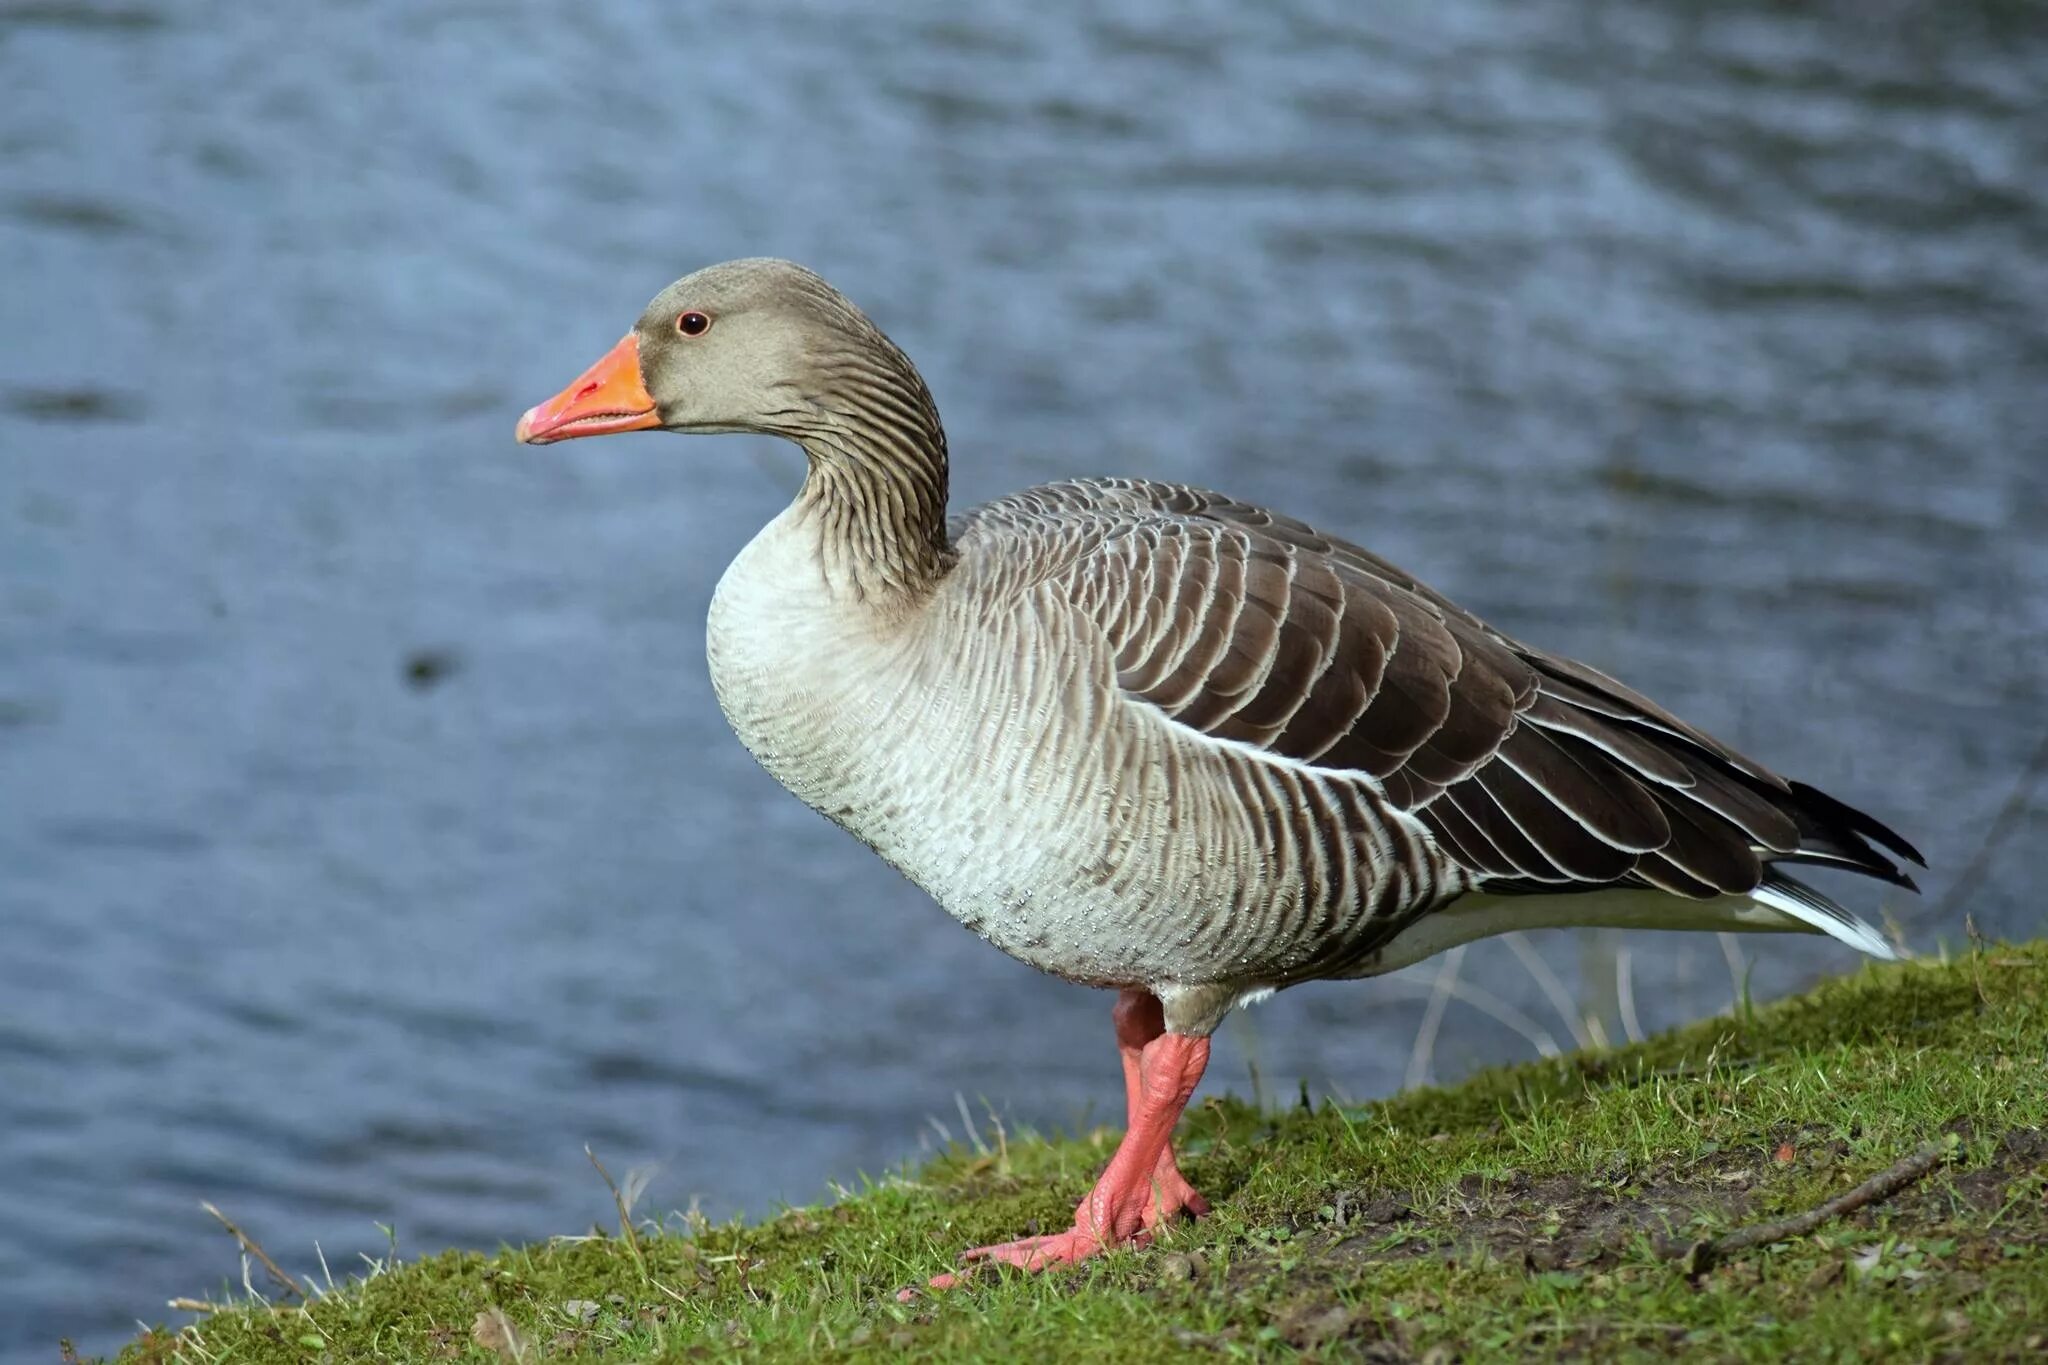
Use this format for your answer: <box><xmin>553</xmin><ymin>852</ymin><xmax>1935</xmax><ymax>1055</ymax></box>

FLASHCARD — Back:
<box><xmin>706</xmin><ymin>575</ymin><xmax>1144</xmax><ymax>983</ymax></box>
<box><xmin>830</xmin><ymin>689</ymin><xmax>1434</xmax><ymax>992</ymax></box>
<box><xmin>706</xmin><ymin>538</ymin><xmax>1430</xmax><ymax>990</ymax></box>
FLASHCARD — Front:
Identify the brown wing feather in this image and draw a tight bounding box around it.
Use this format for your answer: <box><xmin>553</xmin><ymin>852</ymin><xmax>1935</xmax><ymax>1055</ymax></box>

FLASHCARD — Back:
<box><xmin>960</xmin><ymin>478</ymin><xmax>1923</xmax><ymax>911</ymax></box>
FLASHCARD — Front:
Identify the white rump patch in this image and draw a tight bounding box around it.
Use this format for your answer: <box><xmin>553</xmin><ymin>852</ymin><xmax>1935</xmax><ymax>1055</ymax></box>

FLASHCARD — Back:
<box><xmin>1749</xmin><ymin>878</ymin><xmax>1900</xmax><ymax>961</ymax></box>
<box><xmin>1349</xmin><ymin>884</ymin><xmax>1898</xmax><ymax>979</ymax></box>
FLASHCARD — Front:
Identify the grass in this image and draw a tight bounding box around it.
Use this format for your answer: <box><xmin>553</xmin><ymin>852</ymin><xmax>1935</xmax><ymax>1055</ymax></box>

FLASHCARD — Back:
<box><xmin>109</xmin><ymin>940</ymin><xmax>2045</xmax><ymax>1363</ymax></box>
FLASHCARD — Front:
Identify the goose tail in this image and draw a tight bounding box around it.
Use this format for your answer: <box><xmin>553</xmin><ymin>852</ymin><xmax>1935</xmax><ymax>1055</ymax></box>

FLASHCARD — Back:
<box><xmin>1749</xmin><ymin>869</ymin><xmax>1901</xmax><ymax>961</ymax></box>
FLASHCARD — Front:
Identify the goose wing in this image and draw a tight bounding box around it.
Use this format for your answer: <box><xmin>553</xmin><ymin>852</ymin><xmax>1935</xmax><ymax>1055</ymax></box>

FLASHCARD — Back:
<box><xmin>965</xmin><ymin>479</ymin><xmax>1921</xmax><ymax>909</ymax></box>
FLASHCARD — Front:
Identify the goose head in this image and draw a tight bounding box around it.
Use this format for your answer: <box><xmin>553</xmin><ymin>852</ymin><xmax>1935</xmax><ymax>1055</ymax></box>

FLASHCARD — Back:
<box><xmin>515</xmin><ymin>258</ymin><xmax>913</xmax><ymax>446</ymax></box>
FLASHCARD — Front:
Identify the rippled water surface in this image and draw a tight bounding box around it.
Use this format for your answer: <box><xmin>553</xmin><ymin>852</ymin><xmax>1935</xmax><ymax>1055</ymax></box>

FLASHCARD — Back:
<box><xmin>3</xmin><ymin>0</ymin><xmax>2045</xmax><ymax>1354</ymax></box>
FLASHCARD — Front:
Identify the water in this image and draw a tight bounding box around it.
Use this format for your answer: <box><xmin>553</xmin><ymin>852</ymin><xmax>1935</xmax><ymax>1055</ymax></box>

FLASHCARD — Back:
<box><xmin>3</xmin><ymin>0</ymin><xmax>2044</xmax><ymax>1354</ymax></box>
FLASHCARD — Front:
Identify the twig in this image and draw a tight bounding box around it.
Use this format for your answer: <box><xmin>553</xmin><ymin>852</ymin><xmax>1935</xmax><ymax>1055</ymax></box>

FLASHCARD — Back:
<box><xmin>1668</xmin><ymin>1137</ymin><xmax>1956</xmax><ymax>1275</ymax></box>
<box><xmin>167</xmin><ymin>1297</ymin><xmax>229</xmax><ymax>1313</ymax></box>
<box><xmin>200</xmin><ymin>1202</ymin><xmax>302</xmax><ymax>1300</ymax></box>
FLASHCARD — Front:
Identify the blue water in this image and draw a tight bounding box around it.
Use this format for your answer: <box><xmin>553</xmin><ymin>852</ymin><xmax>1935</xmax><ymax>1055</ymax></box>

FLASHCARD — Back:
<box><xmin>3</xmin><ymin>1</ymin><xmax>2044</xmax><ymax>1356</ymax></box>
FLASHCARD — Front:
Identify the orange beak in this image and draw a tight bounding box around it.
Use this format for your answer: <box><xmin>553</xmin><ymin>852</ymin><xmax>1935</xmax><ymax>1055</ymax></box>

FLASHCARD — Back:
<box><xmin>515</xmin><ymin>334</ymin><xmax>661</xmax><ymax>444</ymax></box>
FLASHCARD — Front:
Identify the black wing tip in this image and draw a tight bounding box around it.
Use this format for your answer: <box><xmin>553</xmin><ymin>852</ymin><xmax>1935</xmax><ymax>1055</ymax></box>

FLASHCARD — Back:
<box><xmin>1771</xmin><ymin>850</ymin><xmax>1920</xmax><ymax>894</ymax></box>
<box><xmin>1786</xmin><ymin>781</ymin><xmax>1927</xmax><ymax>870</ymax></box>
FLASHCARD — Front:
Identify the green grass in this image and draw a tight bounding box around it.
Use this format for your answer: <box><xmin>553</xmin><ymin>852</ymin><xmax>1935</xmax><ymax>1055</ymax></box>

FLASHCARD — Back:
<box><xmin>112</xmin><ymin>941</ymin><xmax>2045</xmax><ymax>1363</ymax></box>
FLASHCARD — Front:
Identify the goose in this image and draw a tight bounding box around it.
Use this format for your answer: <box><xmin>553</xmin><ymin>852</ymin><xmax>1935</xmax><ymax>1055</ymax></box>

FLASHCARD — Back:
<box><xmin>515</xmin><ymin>258</ymin><xmax>1922</xmax><ymax>1288</ymax></box>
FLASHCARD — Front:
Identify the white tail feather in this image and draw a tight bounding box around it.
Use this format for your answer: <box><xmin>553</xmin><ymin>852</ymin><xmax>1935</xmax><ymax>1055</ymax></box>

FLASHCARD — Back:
<box><xmin>1352</xmin><ymin>878</ymin><xmax>1898</xmax><ymax>978</ymax></box>
<box><xmin>1749</xmin><ymin>874</ymin><xmax>1900</xmax><ymax>961</ymax></box>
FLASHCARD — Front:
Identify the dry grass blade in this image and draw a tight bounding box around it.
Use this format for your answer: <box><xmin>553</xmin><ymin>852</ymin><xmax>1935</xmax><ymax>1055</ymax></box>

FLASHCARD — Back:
<box><xmin>1376</xmin><ymin>972</ymin><xmax>1564</xmax><ymax>1059</ymax></box>
<box><xmin>1616</xmin><ymin>944</ymin><xmax>1644</xmax><ymax>1045</ymax></box>
<box><xmin>472</xmin><ymin>1306</ymin><xmax>529</xmax><ymax>1363</ymax></box>
<box><xmin>1503</xmin><ymin>931</ymin><xmax>1595</xmax><ymax>1050</ymax></box>
<box><xmin>954</xmin><ymin>1091</ymin><xmax>991</xmax><ymax>1157</ymax></box>
<box><xmin>1718</xmin><ymin>933</ymin><xmax>1748</xmax><ymax>1014</ymax></box>
<box><xmin>200</xmin><ymin>1202</ymin><xmax>302</xmax><ymax>1300</ymax></box>
<box><xmin>1930</xmin><ymin>731</ymin><xmax>2048</xmax><ymax>921</ymax></box>
<box><xmin>1405</xmin><ymin>943</ymin><xmax>1467</xmax><ymax>1088</ymax></box>
<box><xmin>585</xmin><ymin>1145</ymin><xmax>650</xmax><ymax>1284</ymax></box>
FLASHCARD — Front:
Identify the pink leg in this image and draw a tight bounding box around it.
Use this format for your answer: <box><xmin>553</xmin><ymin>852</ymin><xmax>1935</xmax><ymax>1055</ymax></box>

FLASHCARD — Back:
<box><xmin>1112</xmin><ymin>990</ymin><xmax>1212</xmax><ymax>1228</ymax></box>
<box><xmin>925</xmin><ymin>990</ymin><xmax>1211</xmax><ymax>1290</ymax></box>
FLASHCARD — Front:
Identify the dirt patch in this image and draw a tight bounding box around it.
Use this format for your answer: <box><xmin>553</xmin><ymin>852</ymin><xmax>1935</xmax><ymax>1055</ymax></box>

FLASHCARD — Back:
<box><xmin>1272</xmin><ymin>1300</ymin><xmax>1414</xmax><ymax>1359</ymax></box>
<box><xmin>1917</xmin><ymin>1128</ymin><xmax>2048</xmax><ymax>1220</ymax></box>
<box><xmin>1303</xmin><ymin>1126</ymin><xmax>2046</xmax><ymax>1276</ymax></box>
<box><xmin>1300</xmin><ymin>1162</ymin><xmax>1758</xmax><ymax>1275</ymax></box>
<box><xmin>1198</xmin><ymin>1127</ymin><xmax>2046</xmax><ymax>1361</ymax></box>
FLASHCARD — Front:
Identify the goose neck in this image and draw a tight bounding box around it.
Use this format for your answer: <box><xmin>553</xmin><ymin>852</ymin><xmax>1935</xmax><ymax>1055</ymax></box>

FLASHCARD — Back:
<box><xmin>788</xmin><ymin>390</ymin><xmax>954</xmax><ymax>606</ymax></box>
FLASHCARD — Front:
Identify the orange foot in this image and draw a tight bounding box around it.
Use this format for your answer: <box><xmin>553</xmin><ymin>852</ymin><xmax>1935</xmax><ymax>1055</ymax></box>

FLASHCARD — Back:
<box><xmin>913</xmin><ymin>999</ymin><xmax>1212</xmax><ymax>1295</ymax></box>
<box><xmin>926</xmin><ymin>1153</ymin><xmax>1210</xmax><ymax>1287</ymax></box>
<box><xmin>1147</xmin><ymin>1148</ymin><xmax>1212</xmax><ymax>1225</ymax></box>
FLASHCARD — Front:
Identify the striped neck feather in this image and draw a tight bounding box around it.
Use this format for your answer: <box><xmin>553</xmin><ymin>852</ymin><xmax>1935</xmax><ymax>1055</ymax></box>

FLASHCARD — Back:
<box><xmin>781</xmin><ymin>339</ymin><xmax>954</xmax><ymax>604</ymax></box>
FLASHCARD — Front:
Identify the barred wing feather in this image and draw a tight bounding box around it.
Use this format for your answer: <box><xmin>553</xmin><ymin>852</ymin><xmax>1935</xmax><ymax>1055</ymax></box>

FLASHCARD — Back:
<box><xmin>963</xmin><ymin>478</ymin><xmax>1922</xmax><ymax>954</ymax></box>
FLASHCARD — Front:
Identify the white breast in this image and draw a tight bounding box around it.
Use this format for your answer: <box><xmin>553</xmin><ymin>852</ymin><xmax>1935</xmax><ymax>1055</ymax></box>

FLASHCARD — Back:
<box><xmin>701</xmin><ymin>506</ymin><xmax>1417</xmax><ymax>1004</ymax></box>
<box><xmin>706</xmin><ymin>511</ymin><xmax>1148</xmax><ymax>983</ymax></box>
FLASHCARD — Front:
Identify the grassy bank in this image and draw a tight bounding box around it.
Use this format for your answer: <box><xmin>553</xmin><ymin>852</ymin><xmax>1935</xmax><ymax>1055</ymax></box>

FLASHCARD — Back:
<box><xmin>115</xmin><ymin>941</ymin><xmax>2045</xmax><ymax>1363</ymax></box>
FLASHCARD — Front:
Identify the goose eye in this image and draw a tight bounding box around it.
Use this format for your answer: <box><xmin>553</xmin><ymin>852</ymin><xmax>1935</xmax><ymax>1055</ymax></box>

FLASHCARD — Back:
<box><xmin>676</xmin><ymin>311</ymin><xmax>711</xmax><ymax>337</ymax></box>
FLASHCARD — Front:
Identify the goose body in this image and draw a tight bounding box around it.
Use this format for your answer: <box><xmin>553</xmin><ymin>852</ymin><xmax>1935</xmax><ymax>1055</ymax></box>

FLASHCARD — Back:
<box><xmin>707</xmin><ymin>487</ymin><xmax>1448</xmax><ymax>1009</ymax></box>
<box><xmin>705</xmin><ymin>475</ymin><xmax>1911</xmax><ymax>1033</ymax></box>
<box><xmin>518</xmin><ymin>258</ymin><xmax>1922</xmax><ymax>1283</ymax></box>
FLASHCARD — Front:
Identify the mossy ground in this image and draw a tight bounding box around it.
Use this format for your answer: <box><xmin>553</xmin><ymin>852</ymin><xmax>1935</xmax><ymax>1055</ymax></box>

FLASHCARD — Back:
<box><xmin>110</xmin><ymin>941</ymin><xmax>2045</xmax><ymax>1363</ymax></box>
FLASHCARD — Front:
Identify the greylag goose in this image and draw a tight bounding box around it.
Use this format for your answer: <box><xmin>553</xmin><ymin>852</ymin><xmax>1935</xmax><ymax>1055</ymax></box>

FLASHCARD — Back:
<box><xmin>515</xmin><ymin>259</ymin><xmax>1921</xmax><ymax>1287</ymax></box>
